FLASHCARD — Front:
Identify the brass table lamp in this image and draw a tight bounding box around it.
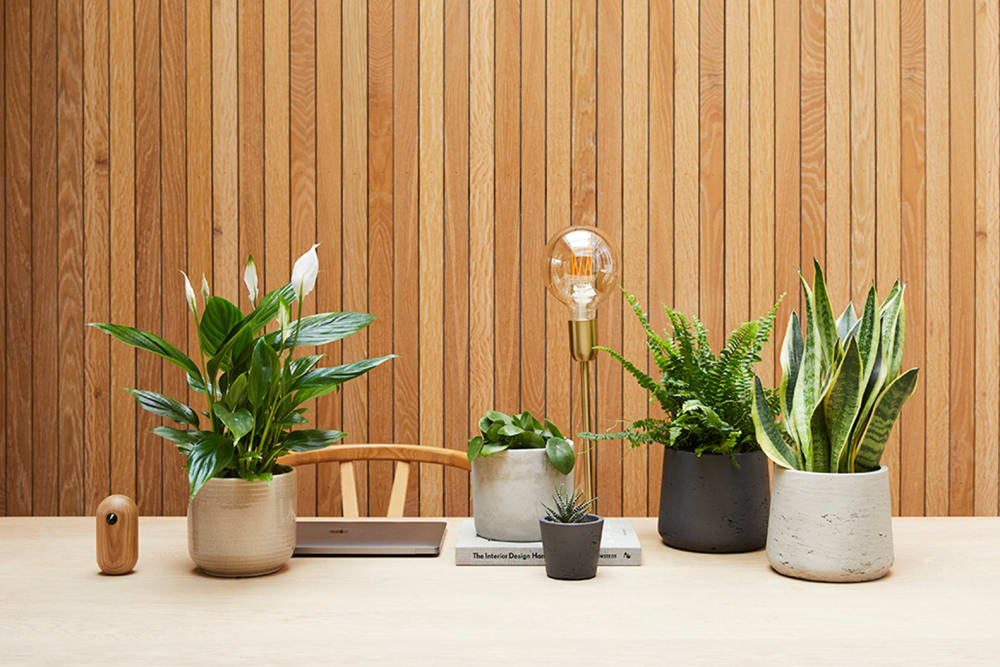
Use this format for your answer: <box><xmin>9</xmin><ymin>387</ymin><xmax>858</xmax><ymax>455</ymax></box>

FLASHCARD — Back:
<box><xmin>543</xmin><ymin>226</ymin><xmax>618</xmax><ymax>504</ymax></box>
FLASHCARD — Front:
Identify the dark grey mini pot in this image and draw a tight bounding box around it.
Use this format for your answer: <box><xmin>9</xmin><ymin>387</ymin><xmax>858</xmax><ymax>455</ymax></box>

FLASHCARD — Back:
<box><xmin>539</xmin><ymin>514</ymin><xmax>604</xmax><ymax>580</ymax></box>
<box><xmin>658</xmin><ymin>448</ymin><xmax>769</xmax><ymax>553</ymax></box>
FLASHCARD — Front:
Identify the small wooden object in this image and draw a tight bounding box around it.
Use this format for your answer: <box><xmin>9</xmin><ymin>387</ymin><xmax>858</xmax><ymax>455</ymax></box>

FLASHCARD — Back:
<box><xmin>96</xmin><ymin>495</ymin><xmax>138</xmax><ymax>575</ymax></box>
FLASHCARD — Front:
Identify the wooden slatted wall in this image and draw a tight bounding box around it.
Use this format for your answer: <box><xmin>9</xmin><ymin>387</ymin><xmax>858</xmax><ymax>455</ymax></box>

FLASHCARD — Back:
<box><xmin>2</xmin><ymin>0</ymin><xmax>998</xmax><ymax>517</ymax></box>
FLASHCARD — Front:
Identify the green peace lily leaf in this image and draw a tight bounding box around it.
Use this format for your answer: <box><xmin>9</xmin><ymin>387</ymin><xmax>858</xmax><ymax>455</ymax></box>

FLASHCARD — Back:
<box><xmin>90</xmin><ymin>323</ymin><xmax>201</xmax><ymax>378</ymax></box>
<box><xmin>282</xmin><ymin>429</ymin><xmax>346</xmax><ymax>452</ymax></box>
<box><xmin>248</xmin><ymin>338</ymin><xmax>277</xmax><ymax>409</ymax></box>
<box><xmin>267</xmin><ymin>311</ymin><xmax>376</xmax><ymax>348</ymax></box>
<box><xmin>545</xmin><ymin>438</ymin><xmax>576</xmax><ymax>475</ymax></box>
<box><xmin>127</xmin><ymin>388</ymin><xmax>199</xmax><ymax>427</ymax></box>
<box><xmin>294</xmin><ymin>355</ymin><xmax>397</xmax><ymax>389</ymax></box>
<box><xmin>212</xmin><ymin>404</ymin><xmax>254</xmax><ymax>443</ymax></box>
<box><xmin>224</xmin><ymin>373</ymin><xmax>248</xmax><ymax>411</ymax></box>
<box><xmin>198</xmin><ymin>296</ymin><xmax>244</xmax><ymax>356</ymax></box>
<box><xmin>188</xmin><ymin>433</ymin><xmax>235</xmax><ymax>499</ymax></box>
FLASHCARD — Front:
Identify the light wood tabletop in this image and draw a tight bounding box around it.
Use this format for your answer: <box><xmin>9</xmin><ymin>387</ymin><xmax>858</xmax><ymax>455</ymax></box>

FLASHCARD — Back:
<box><xmin>1</xmin><ymin>517</ymin><xmax>998</xmax><ymax>665</ymax></box>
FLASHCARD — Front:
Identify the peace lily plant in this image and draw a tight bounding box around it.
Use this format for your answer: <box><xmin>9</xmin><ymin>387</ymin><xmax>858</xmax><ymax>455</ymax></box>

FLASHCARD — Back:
<box><xmin>92</xmin><ymin>246</ymin><xmax>394</xmax><ymax>499</ymax></box>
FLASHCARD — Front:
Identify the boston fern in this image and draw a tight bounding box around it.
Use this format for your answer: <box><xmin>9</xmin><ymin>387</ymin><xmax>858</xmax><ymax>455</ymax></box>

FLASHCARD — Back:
<box><xmin>91</xmin><ymin>247</ymin><xmax>394</xmax><ymax>498</ymax></box>
<box><xmin>579</xmin><ymin>289</ymin><xmax>782</xmax><ymax>457</ymax></box>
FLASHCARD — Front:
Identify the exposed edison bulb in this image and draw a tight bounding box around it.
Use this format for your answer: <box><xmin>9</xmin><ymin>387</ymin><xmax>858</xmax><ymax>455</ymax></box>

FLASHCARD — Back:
<box><xmin>543</xmin><ymin>226</ymin><xmax>618</xmax><ymax>321</ymax></box>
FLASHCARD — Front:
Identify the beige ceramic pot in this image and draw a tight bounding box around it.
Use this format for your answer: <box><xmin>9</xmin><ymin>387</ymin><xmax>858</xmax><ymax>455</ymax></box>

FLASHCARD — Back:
<box><xmin>188</xmin><ymin>466</ymin><xmax>297</xmax><ymax>577</ymax></box>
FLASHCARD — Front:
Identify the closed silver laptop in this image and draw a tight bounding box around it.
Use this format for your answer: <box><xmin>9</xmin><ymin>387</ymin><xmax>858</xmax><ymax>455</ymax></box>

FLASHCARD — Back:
<box><xmin>294</xmin><ymin>520</ymin><xmax>447</xmax><ymax>556</ymax></box>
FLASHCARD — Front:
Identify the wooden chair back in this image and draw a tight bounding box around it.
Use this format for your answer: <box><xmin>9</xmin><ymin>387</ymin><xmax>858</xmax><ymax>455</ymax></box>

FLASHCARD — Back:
<box><xmin>278</xmin><ymin>444</ymin><xmax>471</xmax><ymax>517</ymax></box>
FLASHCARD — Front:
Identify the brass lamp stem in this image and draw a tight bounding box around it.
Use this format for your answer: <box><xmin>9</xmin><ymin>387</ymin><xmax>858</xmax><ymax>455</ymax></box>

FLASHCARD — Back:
<box><xmin>569</xmin><ymin>320</ymin><xmax>597</xmax><ymax>504</ymax></box>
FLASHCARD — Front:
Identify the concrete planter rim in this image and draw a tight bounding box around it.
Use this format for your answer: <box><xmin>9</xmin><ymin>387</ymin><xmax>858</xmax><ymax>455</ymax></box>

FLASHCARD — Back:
<box><xmin>775</xmin><ymin>464</ymin><xmax>888</xmax><ymax>479</ymax></box>
<box><xmin>540</xmin><ymin>513</ymin><xmax>602</xmax><ymax>527</ymax></box>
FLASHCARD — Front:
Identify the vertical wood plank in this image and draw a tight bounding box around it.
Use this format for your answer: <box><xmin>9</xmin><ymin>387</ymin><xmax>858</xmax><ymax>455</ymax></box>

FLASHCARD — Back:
<box><xmin>974</xmin><ymin>0</ymin><xmax>999</xmax><ymax>516</ymax></box>
<box><xmin>212</xmin><ymin>0</ymin><xmax>238</xmax><ymax>302</ymax></box>
<box><xmin>135</xmin><ymin>0</ymin><xmax>163</xmax><ymax>514</ymax></box>
<box><xmin>109</xmin><ymin>0</ymin><xmax>136</xmax><ymax>500</ymax></box>
<box><xmin>238</xmin><ymin>0</ymin><xmax>264</xmax><ymax>311</ymax></box>
<box><xmin>83</xmin><ymin>0</ymin><xmax>110</xmax><ymax>515</ymax></box>
<box><xmin>342</xmin><ymin>0</ymin><xmax>369</xmax><ymax>514</ymax></box>
<box><xmin>850</xmin><ymin>0</ymin><xmax>875</xmax><ymax>305</ymax></box>
<box><xmin>290</xmin><ymin>0</ymin><xmax>317</xmax><ymax>516</ymax></box>
<box><xmin>187</xmin><ymin>0</ymin><xmax>212</xmax><ymax>404</ymax></box>
<box><xmin>419</xmin><ymin>0</ymin><xmax>444</xmax><ymax>517</ymax></box>
<box><xmin>775</xmin><ymin>0</ymin><xmax>800</xmax><ymax>367</ymax></box>
<box><xmin>315</xmin><ymin>0</ymin><xmax>343</xmax><ymax>515</ymax></box>
<box><xmin>393</xmin><ymin>0</ymin><xmax>420</xmax><ymax>515</ymax></box>
<box><xmin>825</xmin><ymin>0</ymin><xmax>851</xmax><ymax>312</ymax></box>
<box><xmin>469</xmin><ymin>0</ymin><xmax>495</xmax><ymax>509</ymax></box>
<box><xmin>648</xmin><ymin>0</ymin><xmax>674</xmax><ymax>515</ymax></box>
<box><xmin>5</xmin><ymin>0</ymin><xmax>32</xmax><ymax>515</ymax></box>
<box><xmin>571</xmin><ymin>0</ymin><xmax>596</xmax><ymax>233</ymax></box>
<box><xmin>673</xmin><ymin>0</ymin><xmax>698</xmax><ymax>318</ymax></box>
<box><xmin>263</xmin><ymin>0</ymin><xmax>289</xmax><ymax>297</ymax></box>
<box><xmin>699</xmin><ymin>0</ymin><xmax>724</xmax><ymax>350</ymax></box>
<box><xmin>596</xmin><ymin>0</ymin><xmax>623</xmax><ymax>516</ymax></box>
<box><xmin>800</xmin><ymin>0</ymin><xmax>825</xmax><ymax>275</ymax></box>
<box><xmin>949</xmin><ymin>0</ymin><xmax>975</xmax><ymax>516</ymax></box>
<box><xmin>495</xmin><ymin>0</ymin><xmax>520</xmax><ymax>417</ymax></box>
<box><xmin>876</xmin><ymin>0</ymin><xmax>902</xmax><ymax>512</ymax></box>
<box><xmin>31</xmin><ymin>0</ymin><xmax>59</xmax><ymax>515</ymax></box>
<box><xmin>622</xmin><ymin>0</ymin><xmax>648</xmax><ymax>517</ymax></box>
<box><xmin>899</xmin><ymin>0</ymin><xmax>926</xmax><ymax>516</ymax></box>
<box><xmin>161</xmin><ymin>0</ymin><xmax>188</xmax><ymax>514</ymax></box>
<box><xmin>520</xmin><ymin>0</ymin><xmax>546</xmax><ymax>420</ymax></box>
<box><xmin>923</xmin><ymin>0</ymin><xmax>949</xmax><ymax>515</ymax></box>
<box><xmin>367</xmin><ymin>0</ymin><xmax>394</xmax><ymax>516</ymax></box>
<box><xmin>545</xmin><ymin>0</ymin><xmax>572</xmax><ymax>493</ymax></box>
<box><xmin>444</xmin><ymin>0</ymin><xmax>470</xmax><ymax>516</ymax></box>
<box><xmin>0</xmin><ymin>0</ymin><xmax>5</xmax><ymax>515</ymax></box>
<box><xmin>725</xmin><ymin>0</ymin><xmax>749</xmax><ymax>333</ymax></box>
<box><xmin>57</xmin><ymin>0</ymin><xmax>85</xmax><ymax>516</ymax></box>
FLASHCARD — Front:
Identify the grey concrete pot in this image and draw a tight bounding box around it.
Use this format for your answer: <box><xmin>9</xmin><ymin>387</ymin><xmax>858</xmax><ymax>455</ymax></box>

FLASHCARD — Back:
<box><xmin>539</xmin><ymin>514</ymin><xmax>604</xmax><ymax>580</ymax></box>
<box><xmin>187</xmin><ymin>465</ymin><xmax>297</xmax><ymax>577</ymax></box>
<box><xmin>472</xmin><ymin>447</ymin><xmax>571</xmax><ymax>541</ymax></box>
<box><xmin>767</xmin><ymin>465</ymin><xmax>893</xmax><ymax>582</ymax></box>
<box><xmin>658</xmin><ymin>448</ymin><xmax>770</xmax><ymax>553</ymax></box>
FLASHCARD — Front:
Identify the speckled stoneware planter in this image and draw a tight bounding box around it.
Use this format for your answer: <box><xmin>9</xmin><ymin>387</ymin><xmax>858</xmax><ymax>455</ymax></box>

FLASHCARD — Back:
<box><xmin>188</xmin><ymin>466</ymin><xmax>297</xmax><ymax>577</ymax></box>
<box><xmin>472</xmin><ymin>448</ymin><xmax>571</xmax><ymax>542</ymax></box>
<box><xmin>658</xmin><ymin>448</ymin><xmax>770</xmax><ymax>553</ymax></box>
<box><xmin>767</xmin><ymin>465</ymin><xmax>893</xmax><ymax>582</ymax></box>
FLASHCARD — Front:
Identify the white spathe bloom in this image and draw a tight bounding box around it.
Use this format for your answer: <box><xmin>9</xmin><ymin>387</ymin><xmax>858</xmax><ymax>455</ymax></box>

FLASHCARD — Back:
<box><xmin>180</xmin><ymin>272</ymin><xmax>197</xmax><ymax>313</ymax></box>
<box><xmin>244</xmin><ymin>255</ymin><xmax>259</xmax><ymax>303</ymax></box>
<box><xmin>201</xmin><ymin>275</ymin><xmax>211</xmax><ymax>302</ymax></box>
<box><xmin>278</xmin><ymin>300</ymin><xmax>291</xmax><ymax>344</ymax></box>
<box><xmin>291</xmin><ymin>243</ymin><xmax>320</xmax><ymax>299</ymax></box>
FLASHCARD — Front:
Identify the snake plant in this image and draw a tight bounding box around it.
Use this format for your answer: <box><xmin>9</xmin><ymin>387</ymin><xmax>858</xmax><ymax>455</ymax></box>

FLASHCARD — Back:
<box><xmin>752</xmin><ymin>261</ymin><xmax>919</xmax><ymax>473</ymax></box>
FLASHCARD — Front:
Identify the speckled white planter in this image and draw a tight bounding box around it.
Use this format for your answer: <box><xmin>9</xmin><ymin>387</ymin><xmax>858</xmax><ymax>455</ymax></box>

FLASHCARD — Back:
<box><xmin>767</xmin><ymin>465</ymin><xmax>893</xmax><ymax>582</ymax></box>
<box><xmin>188</xmin><ymin>466</ymin><xmax>297</xmax><ymax>577</ymax></box>
<box><xmin>472</xmin><ymin>448</ymin><xmax>571</xmax><ymax>542</ymax></box>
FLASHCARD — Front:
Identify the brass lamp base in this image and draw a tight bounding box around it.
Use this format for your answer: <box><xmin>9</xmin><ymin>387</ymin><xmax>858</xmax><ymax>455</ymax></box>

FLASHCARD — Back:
<box><xmin>568</xmin><ymin>320</ymin><xmax>597</xmax><ymax>504</ymax></box>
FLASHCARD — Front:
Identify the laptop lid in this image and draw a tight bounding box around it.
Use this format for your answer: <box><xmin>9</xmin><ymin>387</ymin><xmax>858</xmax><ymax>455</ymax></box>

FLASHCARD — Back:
<box><xmin>293</xmin><ymin>520</ymin><xmax>447</xmax><ymax>556</ymax></box>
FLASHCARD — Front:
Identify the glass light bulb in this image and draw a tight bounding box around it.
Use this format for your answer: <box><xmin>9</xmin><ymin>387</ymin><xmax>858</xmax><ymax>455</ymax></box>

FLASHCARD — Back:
<box><xmin>543</xmin><ymin>225</ymin><xmax>617</xmax><ymax>321</ymax></box>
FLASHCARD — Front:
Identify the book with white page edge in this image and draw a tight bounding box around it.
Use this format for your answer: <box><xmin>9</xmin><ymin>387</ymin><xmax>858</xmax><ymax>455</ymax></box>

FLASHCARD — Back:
<box><xmin>455</xmin><ymin>518</ymin><xmax>642</xmax><ymax>566</ymax></box>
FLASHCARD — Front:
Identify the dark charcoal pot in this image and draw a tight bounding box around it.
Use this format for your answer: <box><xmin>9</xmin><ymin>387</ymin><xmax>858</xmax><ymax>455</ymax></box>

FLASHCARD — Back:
<box><xmin>658</xmin><ymin>448</ymin><xmax>769</xmax><ymax>553</ymax></box>
<box><xmin>539</xmin><ymin>514</ymin><xmax>604</xmax><ymax>580</ymax></box>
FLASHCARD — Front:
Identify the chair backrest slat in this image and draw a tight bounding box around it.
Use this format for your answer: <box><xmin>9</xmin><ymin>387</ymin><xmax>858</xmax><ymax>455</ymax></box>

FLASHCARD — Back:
<box><xmin>340</xmin><ymin>461</ymin><xmax>360</xmax><ymax>518</ymax></box>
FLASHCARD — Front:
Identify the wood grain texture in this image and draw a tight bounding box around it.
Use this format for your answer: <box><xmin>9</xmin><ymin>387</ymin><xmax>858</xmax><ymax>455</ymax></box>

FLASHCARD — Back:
<box><xmin>949</xmin><ymin>0</ymin><xmax>975</xmax><ymax>516</ymax></box>
<box><xmin>899</xmin><ymin>0</ymin><xmax>926</xmax><ymax>516</ymax></box>
<box><xmin>974</xmin><ymin>0</ymin><xmax>999</xmax><ymax>517</ymax></box>
<box><xmin>418</xmin><ymin>0</ymin><xmax>444</xmax><ymax>517</ymax></box>
<box><xmin>57</xmin><ymin>0</ymin><xmax>84</xmax><ymax>516</ymax></box>
<box><xmin>1</xmin><ymin>0</ymin><xmax>997</xmax><ymax>516</ymax></box>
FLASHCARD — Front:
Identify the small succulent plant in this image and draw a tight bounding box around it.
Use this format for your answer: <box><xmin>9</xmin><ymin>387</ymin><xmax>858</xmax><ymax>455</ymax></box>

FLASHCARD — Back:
<box><xmin>541</xmin><ymin>486</ymin><xmax>597</xmax><ymax>524</ymax></box>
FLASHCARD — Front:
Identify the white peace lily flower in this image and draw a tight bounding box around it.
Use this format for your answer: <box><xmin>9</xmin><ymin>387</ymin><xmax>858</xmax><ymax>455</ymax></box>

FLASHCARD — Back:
<box><xmin>278</xmin><ymin>300</ymin><xmax>291</xmax><ymax>345</ymax></box>
<box><xmin>291</xmin><ymin>243</ymin><xmax>320</xmax><ymax>300</ymax></box>
<box><xmin>201</xmin><ymin>275</ymin><xmax>211</xmax><ymax>302</ymax></box>
<box><xmin>180</xmin><ymin>272</ymin><xmax>197</xmax><ymax>314</ymax></box>
<box><xmin>244</xmin><ymin>255</ymin><xmax>259</xmax><ymax>303</ymax></box>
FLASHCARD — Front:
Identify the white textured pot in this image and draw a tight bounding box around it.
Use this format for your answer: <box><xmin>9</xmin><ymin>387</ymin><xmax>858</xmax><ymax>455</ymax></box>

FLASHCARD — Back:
<box><xmin>767</xmin><ymin>465</ymin><xmax>893</xmax><ymax>582</ymax></box>
<box><xmin>472</xmin><ymin>447</ymin><xmax>571</xmax><ymax>542</ymax></box>
<box><xmin>188</xmin><ymin>466</ymin><xmax>297</xmax><ymax>577</ymax></box>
